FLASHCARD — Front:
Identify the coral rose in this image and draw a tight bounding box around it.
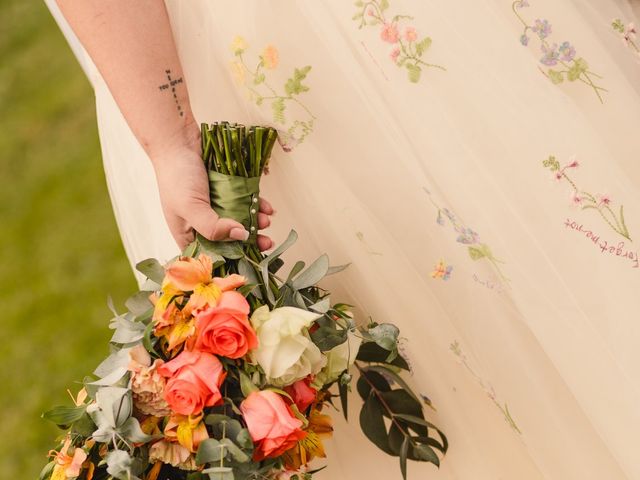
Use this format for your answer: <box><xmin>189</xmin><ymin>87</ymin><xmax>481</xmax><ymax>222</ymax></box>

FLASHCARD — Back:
<box><xmin>240</xmin><ymin>390</ymin><xmax>307</xmax><ymax>461</ymax></box>
<box><xmin>158</xmin><ymin>350</ymin><xmax>226</xmax><ymax>416</ymax></box>
<box><xmin>194</xmin><ymin>290</ymin><xmax>257</xmax><ymax>359</ymax></box>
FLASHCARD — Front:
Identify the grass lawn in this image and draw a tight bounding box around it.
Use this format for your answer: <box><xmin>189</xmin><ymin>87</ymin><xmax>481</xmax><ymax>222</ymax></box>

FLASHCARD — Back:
<box><xmin>0</xmin><ymin>1</ymin><xmax>137</xmax><ymax>477</ymax></box>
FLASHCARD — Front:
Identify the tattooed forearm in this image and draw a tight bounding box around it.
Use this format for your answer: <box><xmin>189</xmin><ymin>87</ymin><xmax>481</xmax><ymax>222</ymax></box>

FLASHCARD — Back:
<box><xmin>158</xmin><ymin>69</ymin><xmax>184</xmax><ymax>117</ymax></box>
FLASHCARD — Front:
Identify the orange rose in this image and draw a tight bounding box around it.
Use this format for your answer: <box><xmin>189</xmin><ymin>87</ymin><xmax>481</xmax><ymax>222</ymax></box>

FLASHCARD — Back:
<box><xmin>158</xmin><ymin>350</ymin><xmax>226</xmax><ymax>416</ymax></box>
<box><xmin>240</xmin><ymin>390</ymin><xmax>307</xmax><ymax>461</ymax></box>
<box><xmin>194</xmin><ymin>291</ymin><xmax>257</xmax><ymax>359</ymax></box>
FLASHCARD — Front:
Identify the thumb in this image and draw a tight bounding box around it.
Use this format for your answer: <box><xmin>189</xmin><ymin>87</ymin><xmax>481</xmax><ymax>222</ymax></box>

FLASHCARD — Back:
<box><xmin>188</xmin><ymin>203</ymin><xmax>249</xmax><ymax>241</ymax></box>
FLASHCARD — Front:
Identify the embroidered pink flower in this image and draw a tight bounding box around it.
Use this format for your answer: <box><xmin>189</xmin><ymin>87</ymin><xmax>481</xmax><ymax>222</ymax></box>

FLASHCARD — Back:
<box><xmin>380</xmin><ymin>22</ymin><xmax>399</xmax><ymax>43</ymax></box>
<box><xmin>404</xmin><ymin>26</ymin><xmax>418</xmax><ymax>42</ymax></box>
<box><xmin>597</xmin><ymin>193</ymin><xmax>611</xmax><ymax>206</ymax></box>
<box><xmin>570</xmin><ymin>191</ymin><xmax>583</xmax><ymax>206</ymax></box>
<box><xmin>390</xmin><ymin>47</ymin><xmax>401</xmax><ymax>63</ymax></box>
<box><xmin>566</xmin><ymin>157</ymin><xmax>579</xmax><ymax>168</ymax></box>
<box><xmin>367</xmin><ymin>8</ymin><xmax>375</xmax><ymax>16</ymax></box>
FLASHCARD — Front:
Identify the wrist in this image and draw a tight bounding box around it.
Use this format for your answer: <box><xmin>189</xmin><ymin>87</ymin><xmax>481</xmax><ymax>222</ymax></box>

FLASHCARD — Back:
<box><xmin>147</xmin><ymin>114</ymin><xmax>201</xmax><ymax>167</ymax></box>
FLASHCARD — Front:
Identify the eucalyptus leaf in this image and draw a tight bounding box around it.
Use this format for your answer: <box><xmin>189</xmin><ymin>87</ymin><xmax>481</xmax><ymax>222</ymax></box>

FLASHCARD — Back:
<box><xmin>236</xmin><ymin>429</ymin><xmax>253</xmax><ymax>450</ymax></box>
<box><xmin>109</xmin><ymin>316</ymin><xmax>145</xmax><ymax>345</ymax></box>
<box><xmin>196</xmin><ymin>438</ymin><xmax>223</xmax><ymax>464</ymax></box>
<box><xmin>135</xmin><ymin>258</ymin><xmax>165</xmax><ymax>284</ymax></box>
<box><xmin>93</xmin><ymin>348</ymin><xmax>131</xmax><ymax>379</ymax></box>
<box><xmin>286</xmin><ymin>260</ymin><xmax>306</xmax><ymax>283</ymax></box>
<box><xmin>71</xmin><ymin>413</ymin><xmax>96</xmax><ymax>437</ymax></box>
<box><xmin>260</xmin><ymin>230</ymin><xmax>298</xmax><ymax>267</ymax></box>
<box><xmin>309</xmin><ymin>297</ymin><xmax>330</xmax><ymax>314</ymax></box>
<box><xmin>106</xmin><ymin>450</ymin><xmax>135</xmax><ymax>480</ymax></box>
<box><xmin>197</xmin><ymin>234</ymin><xmax>243</xmax><ymax>260</ymax></box>
<box><xmin>203</xmin><ymin>467</ymin><xmax>234</xmax><ymax>480</ymax></box>
<box><xmin>327</xmin><ymin>263</ymin><xmax>350</xmax><ymax>275</ymax></box>
<box><xmin>291</xmin><ymin>254</ymin><xmax>329</xmax><ymax>290</ymax></box>
<box><xmin>368</xmin><ymin>323</ymin><xmax>399</xmax><ymax>351</ymax></box>
<box><xmin>125</xmin><ymin>291</ymin><xmax>153</xmax><ymax>315</ymax></box>
<box><xmin>118</xmin><ymin>416</ymin><xmax>157</xmax><ymax>443</ymax></box>
<box><xmin>42</xmin><ymin>404</ymin><xmax>86</xmax><ymax>426</ymax></box>
<box><xmin>310</xmin><ymin>325</ymin><xmax>348</xmax><ymax>351</ymax></box>
<box><xmin>220</xmin><ymin>438</ymin><xmax>250</xmax><ymax>463</ymax></box>
<box><xmin>38</xmin><ymin>461</ymin><xmax>55</xmax><ymax>480</ymax></box>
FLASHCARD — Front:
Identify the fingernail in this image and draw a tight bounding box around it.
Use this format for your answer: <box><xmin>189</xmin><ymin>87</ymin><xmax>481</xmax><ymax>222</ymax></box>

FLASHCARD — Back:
<box><xmin>240</xmin><ymin>229</ymin><xmax>250</xmax><ymax>241</ymax></box>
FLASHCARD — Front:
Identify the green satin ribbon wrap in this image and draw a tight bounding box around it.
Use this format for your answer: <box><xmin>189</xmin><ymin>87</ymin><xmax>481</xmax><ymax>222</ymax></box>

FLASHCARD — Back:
<box><xmin>208</xmin><ymin>170</ymin><xmax>261</xmax><ymax>243</ymax></box>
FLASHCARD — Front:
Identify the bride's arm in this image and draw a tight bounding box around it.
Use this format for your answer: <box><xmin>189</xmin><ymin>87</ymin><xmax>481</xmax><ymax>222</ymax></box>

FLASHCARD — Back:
<box><xmin>54</xmin><ymin>0</ymin><xmax>273</xmax><ymax>250</ymax></box>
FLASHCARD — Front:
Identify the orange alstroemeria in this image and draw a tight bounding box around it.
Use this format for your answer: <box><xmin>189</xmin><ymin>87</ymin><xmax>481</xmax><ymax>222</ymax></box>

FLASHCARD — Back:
<box><xmin>164</xmin><ymin>413</ymin><xmax>209</xmax><ymax>453</ymax></box>
<box><xmin>159</xmin><ymin>254</ymin><xmax>246</xmax><ymax>317</ymax></box>
<box><xmin>154</xmin><ymin>303</ymin><xmax>196</xmax><ymax>352</ymax></box>
<box><xmin>283</xmin><ymin>408</ymin><xmax>333</xmax><ymax>470</ymax></box>
<box><xmin>49</xmin><ymin>436</ymin><xmax>88</xmax><ymax>480</ymax></box>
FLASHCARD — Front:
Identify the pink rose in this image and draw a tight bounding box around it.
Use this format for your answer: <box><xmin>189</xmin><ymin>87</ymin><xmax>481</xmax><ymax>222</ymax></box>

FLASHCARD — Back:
<box><xmin>380</xmin><ymin>22</ymin><xmax>399</xmax><ymax>43</ymax></box>
<box><xmin>240</xmin><ymin>390</ymin><xmax>307</xmax><ymax>461</ymax></box>
<box><xmin>194</xmin><ymin>291</ymin><xmax>258</xmax><ymax>359</ymax></box>
<box><xmin>284</xmin><ymin>377</ymin><xmax>317</xmax><ymax>413</ymax></box>
<box><xmin>158</xmin><ymin>350</ymin><xmax>226</xmax><ymax>415</ymax></box>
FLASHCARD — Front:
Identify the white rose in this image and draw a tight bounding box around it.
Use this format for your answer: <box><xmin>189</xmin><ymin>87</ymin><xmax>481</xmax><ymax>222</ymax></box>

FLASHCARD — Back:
<box><xmin>250</xmin><ymin>305</ymin><xmax>326</xmax><ymax>386</ymax></box>
<box><xmin>314</xmin><ymin>329</ymin><xmax>362</xmax><ymax>388</ymax></box>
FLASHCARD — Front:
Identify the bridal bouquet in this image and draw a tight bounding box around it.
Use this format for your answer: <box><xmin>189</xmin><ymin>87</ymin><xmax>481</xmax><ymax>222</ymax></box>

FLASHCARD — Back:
<box><xmin>40</xmin><ymin>122</ymin><xmax>447</xmax><ymax>480</ymax></box>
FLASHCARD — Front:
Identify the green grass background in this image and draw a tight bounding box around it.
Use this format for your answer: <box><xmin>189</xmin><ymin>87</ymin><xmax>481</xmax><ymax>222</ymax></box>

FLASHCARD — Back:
<box><xmin>0</xmin><ymin>2</ymin><xmax>137</xmax><ymax>477</ymax></box>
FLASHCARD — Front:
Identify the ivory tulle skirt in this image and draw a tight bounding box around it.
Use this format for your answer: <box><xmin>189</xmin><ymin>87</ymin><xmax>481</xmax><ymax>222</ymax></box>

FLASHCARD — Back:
<box><xmin>48</xmin><ymin>1</ymin><xmax>640</xmax><ymax>478</ymax></box>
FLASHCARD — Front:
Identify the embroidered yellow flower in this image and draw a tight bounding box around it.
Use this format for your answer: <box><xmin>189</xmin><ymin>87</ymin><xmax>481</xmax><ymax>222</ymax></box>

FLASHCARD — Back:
<box><xmin>231</xmin><ymin>35</ymin><xmax>248</xmax><ymax>54</ymax></box>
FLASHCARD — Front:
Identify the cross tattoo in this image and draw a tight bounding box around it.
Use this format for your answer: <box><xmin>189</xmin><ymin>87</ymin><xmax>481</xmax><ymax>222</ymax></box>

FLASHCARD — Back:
<box><xmin>158</xmin><ymin>69</ymin><xmax>184</xmax><ymax>116</ymax></box>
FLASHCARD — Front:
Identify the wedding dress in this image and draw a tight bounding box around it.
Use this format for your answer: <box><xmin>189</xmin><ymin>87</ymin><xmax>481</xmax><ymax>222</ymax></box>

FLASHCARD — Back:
<box><xmin>47</xmin><ymin>0</ymin><xmax>640</xmax><ymax>478</ymax></box>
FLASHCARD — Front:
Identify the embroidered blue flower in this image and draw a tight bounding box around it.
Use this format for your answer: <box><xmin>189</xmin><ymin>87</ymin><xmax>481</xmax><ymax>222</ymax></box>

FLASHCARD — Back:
<box><xmin>520</xmin><ymin>34</ymin><xmax>529</xmax><ymax>46</ymax></box>
<box><xmin>540</xmin><ymin>43</ymin><xmax>559</xmax><ymax>66</ymax></box>
<box><xmin>455</xmin><ymin>227</ymin><xmax>480</xmax><ymax>245</ymax></box>
<box><xmin>558</xmin><ymin>41</ymin><xmax>576</xmax><ymax>61</ymax></box>
<box><xmin>532</xmin><ymin>19</ymin><xmax>552</xmax><ymax>39</ymax></box>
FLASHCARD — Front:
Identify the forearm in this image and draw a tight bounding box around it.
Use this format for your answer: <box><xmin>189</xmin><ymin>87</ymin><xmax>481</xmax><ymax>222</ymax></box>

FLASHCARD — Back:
<box><xmin>55</xmin><ymin>0</ymin><xmax>199</xmax><ymax>162</ymax></box>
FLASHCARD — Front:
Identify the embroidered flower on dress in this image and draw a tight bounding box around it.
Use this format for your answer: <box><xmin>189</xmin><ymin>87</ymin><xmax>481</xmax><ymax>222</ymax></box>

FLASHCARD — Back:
<box><xmin>532</xmin><ymin>19</ymin><xmax>552</xmax><ymax>39</ymax></box>
<box><xmin>404</xmin><ymin>26</ymin><xmax>418</xmax><ymax>42</ymax></box>
<box><xmin>540</xmin><ymin>43</ymin><xmax>559</xmax><ymax>66</ymax></box>
<box><xmin>353</xmin><ymin>0</ymin><xmax>445</xmax><ymax>82</ymax></box>
<box><xmin>558</xmin><ymin>41</ymin><xmax>576</xmax><ymax>61</ymax></box>
<box><xmin>542</xmin><ymin>155</ymin><xmax>631</xmax><ymax>240</ymax></box>
<box><xmin>514</xmin><ymin>3</ymin><xmax>606</xmax><ymax>102</ymax></box>
<box><xmin>380</xmin><ymin>22</ymin><xmax>400</xmax><ymax>43</ymax></box>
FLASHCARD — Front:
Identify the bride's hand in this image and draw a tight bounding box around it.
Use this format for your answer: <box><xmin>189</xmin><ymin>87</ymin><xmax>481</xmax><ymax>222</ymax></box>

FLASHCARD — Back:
<box><xmin>153</xmin><ymin>146</ymin><xmax>274</xmax><ymax>252</ymax></box>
